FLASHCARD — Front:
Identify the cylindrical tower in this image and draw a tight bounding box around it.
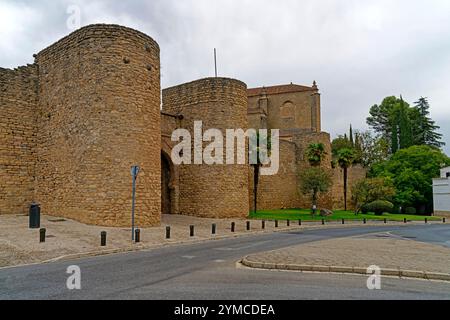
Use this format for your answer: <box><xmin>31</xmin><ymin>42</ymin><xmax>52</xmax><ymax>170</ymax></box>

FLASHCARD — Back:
<box><xmin>162</xmin><ymin>78</ymin><xmax>249</xmax><ymax>219</ymax></box>
<box><xmin>35</xmin><ymin>24</ymin><xmax>161</xmax><ymax>227</ymax></box>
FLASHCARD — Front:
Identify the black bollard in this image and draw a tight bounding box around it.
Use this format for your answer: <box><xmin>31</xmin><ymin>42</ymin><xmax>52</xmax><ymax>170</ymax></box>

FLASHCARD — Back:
<box><xmin>404</xmin><ymin>218</ymin><xmax>407</xmax><ymax>224</ymax></box>
<box><xmin>212</xmin><ymin>224</ymin><xmax>217</xmax><ymax>235</ymax></box>
<box><xmin>322</xmin><ymin>219</ymin><xmax>325</xmax><ymax>225</ymax></box>
<box><xmin>101</xmin><ymin>231</ymin><xmax>107</xmax><ymax>247</ymax></box>
<box><xmin>363</xmin><ymin>218</ymin><xmax>366</xmax><ymax>224</ymax></box>
<box><xmin>231</xmin><ymin>222</ymin><xmax>235</xmax><ymax>233</ymax></box>
<box><xmin>425</xmin><ymin>218</ymin><xmax>428</xmax><ymax>224</ymax></box>
<box><xmin>166</xmin><ymin>226</ymin><xmax>171</xmax><ymax>239</ymax></box>
<box><xmin>287</xmin><ymin>220</ymin><xmax>290</xmax><ymax>227</ymax></box>
<box><xmin>190</xmin><ymin>225</ymin><xmax>195</xmax><ymax>237</ymax></box>
<box><xmin>275</xmin><ymin>220</ymin><xmax>279</xmax><ymax>228</ymax></box>
<box><xmin>299</xmin><ymin>219</ymin><xmax>302</xmax><ymax>226</ymax></box>
<box><xmin>342</xmin><ymin>219</ymin><xmax>345</xmax><ymax>225</ymax></box>
<box><xmin>262</xmin><ymin>220</ymin><xmax>265</xmax><ymax>230</ymax></box>
<box><xmin>247</xmin><ymin>221</ymin><xmax>251</xmax><ymax>231</ymax></box>
<box><xmin>39</xmin><ymin>228</ymin><xmax>46</xmax><ymax>243</ymax></box>
<box><xmin>135</xmin><ymin>229</ymin><xmax>141</xmax><ymax>243</ymax></box>
<box><xmin>384</xmin><ymin>218</ymin><xmax>387</xmax><ymax>224</ymax></box>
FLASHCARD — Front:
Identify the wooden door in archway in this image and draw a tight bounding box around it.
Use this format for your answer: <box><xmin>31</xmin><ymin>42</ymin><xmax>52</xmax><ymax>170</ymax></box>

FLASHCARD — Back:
<box><xmin>161</xmin><ymin>153</ymin><xmax>172</xmax><ymax>215</ymax></box>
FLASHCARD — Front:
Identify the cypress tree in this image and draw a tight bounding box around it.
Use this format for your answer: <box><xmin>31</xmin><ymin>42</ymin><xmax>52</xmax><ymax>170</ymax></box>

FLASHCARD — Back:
<box><xmin>398</xmin><ymin>96</ymin><xmax>413</xmax><ymax>149</ymax></box>
<box><xmin>391</xmin><ymin>122</ymin><xmax>399</xmax><ymax>154</ymax></box>
<box><xmin>349</xmin><ymin>125</ymin><xmax>354</xmax><ymax>147</ymax></box>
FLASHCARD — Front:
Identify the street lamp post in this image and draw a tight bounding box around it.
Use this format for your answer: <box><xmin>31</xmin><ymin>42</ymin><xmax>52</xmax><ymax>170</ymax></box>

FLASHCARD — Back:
<box><xmin>131</xmin><ymin>165</ymin><xmax>140</xmax><ymax>241</ymax></box>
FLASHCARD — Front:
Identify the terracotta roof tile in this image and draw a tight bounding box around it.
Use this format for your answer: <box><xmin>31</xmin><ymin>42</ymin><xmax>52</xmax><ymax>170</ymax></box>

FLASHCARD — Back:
<box><xmin>247</xmin><ymin>83</ymin><xmax>317</xmax><ymax>97</ymax></box>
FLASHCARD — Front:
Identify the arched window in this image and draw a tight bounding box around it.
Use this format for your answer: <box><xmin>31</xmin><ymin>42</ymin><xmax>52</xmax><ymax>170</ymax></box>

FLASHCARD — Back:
<box><xmin>280</xmin><ymin>101</ymin><xmax>295</xmax><ymax>121</ymax></box>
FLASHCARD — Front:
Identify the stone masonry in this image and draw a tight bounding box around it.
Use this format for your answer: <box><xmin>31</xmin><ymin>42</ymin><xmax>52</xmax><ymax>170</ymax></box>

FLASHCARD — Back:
<box><xmin>0</xmin><ymin>24</ymin><xmax>364</xmax><ymax>227</ymax></box>
<box><xmin>162</xmin><ymin>78</ymin><xmax>249</xmax><ymax>219</ymax></box>
<box><xmin>1</xmin><ymin>24</ymin><xmax>161</xmax><ymax>227</ymax></box>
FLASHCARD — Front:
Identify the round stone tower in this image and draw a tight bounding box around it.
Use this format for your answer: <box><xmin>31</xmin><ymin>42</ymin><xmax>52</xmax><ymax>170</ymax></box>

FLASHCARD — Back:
<box><xmin>35</xmin><ymin>24</ymin><xmax>161</xmax><ymax>227</ymax></box>
<box><xmin>162</xmin><ymin>78</ymin><xmax>250</xmax><ymax>219</ymax></box>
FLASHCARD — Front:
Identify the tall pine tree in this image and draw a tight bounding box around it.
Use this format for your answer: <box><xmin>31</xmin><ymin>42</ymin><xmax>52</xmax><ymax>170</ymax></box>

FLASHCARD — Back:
<box><xmin>413</xmin><ymin>97</ymin><xmax>444</xmax><ymax>148</ymax></box>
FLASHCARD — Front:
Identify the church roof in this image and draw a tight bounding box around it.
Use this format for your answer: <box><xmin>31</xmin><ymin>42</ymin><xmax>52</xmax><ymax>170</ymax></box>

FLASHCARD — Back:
<box><xmin>247</xmin><ymin>83</ymin><xmax>317</xmax><ymax>97</ymax></box>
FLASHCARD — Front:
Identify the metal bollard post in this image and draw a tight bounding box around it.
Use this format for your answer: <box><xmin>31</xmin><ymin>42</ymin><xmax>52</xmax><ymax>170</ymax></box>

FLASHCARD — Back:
<box><xmin>101</xmin><ymin>231</ymin><xmax>107</xmax><ymax>247</ymax></box>
<box><xmin>262</xmin><ymin>220</ymin><xmax>265</xmax><ymax>230</ymax></box>
<box><xmin>363</xmin><ymin>218</ymin><xmax>366</xmax><ymax>224</ymax></box>
<box><xmin>190</xmin><ymin>225</ymin><xmax>195</xmax><ymax>237</ymax></box>
<box><xmin>404</xmin><ymin>218</ymin><xmax>407</xmax><ymax>224</ymax></box>
<box><xmin>425</xmin><ymin>218</ymin><xmax>428</xmax><ymax>224</ymax></box>
<box><xmin>231</xmin><ymin>222</ymin><xmax>235</xmax><ymax>233</ymax></box>
<box><xmin>39</xmin><ymin>228</ymin><xmax>46</xmax><ymax>243</ymax></box>
<box><xmin>384</xmin><ymin>218</ymin><xmax>387</xmax><ymax>224</ymax></box>
<box><xmin>212</xmin><ymin>224</ymin><xmax>217</xmax><ymax>235</ymax></box>
<box><xmin>275</xmin><ymin>220</ymin><xmax>279</xmax><ymax>228</ymax></box>
<box><xmin>247</xmin><ymin>221</ymin><xmax>251</xmax><ymax>231</ymax></box>
<box><xmin>135</xmin><ymin>229</ymin><xmax>141</xmax><ymax>243</ymax></box>
<box><xmin>342</xmin><ymin>219</ymin><xmax>345</xmax><ymax>225</ymax></box>
<box><xmin>166</xmin><ymin>226</ymin><xmax>171</xmax><ymax>239</ymax></box>
<box><xmin>299</xmin><ymin>220</ymin><xmax>302</xmax><ymax>226</ymax></box>
<box><xmin>322</xmin><ymin>219</ymin><xmax>325</xmax><ymax>225</ymax></box>
<box><xmin>287</xmin><ymin>220</ymin><xmax>290</xmax><ymax>227</ymax></box>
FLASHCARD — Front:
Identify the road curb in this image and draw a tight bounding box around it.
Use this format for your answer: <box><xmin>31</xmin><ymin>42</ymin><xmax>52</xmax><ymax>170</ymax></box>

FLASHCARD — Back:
<box><xmin>241</xmin><ymin>256</ymin><xmax>450</xmax><ymax>282</ymax></box>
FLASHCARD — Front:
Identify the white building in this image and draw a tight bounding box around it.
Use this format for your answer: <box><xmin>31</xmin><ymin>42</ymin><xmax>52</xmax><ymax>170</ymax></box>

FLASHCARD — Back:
<box><xmin>433</xmin><ymin>166</ymin><xmax>450</xmax><ymax>217</ymax></box>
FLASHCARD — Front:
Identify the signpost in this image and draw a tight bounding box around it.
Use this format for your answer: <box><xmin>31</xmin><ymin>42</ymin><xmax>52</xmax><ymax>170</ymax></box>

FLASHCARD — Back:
<box><xmin>131</xmin><ymin>165</ymin><xmax>140</xmax><ymax>241</ymax></box>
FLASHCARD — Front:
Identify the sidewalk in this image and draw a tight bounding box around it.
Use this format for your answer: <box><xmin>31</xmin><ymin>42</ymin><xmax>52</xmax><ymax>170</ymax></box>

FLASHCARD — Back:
<box><xmin>241</xmin><ymin>233</ymin><xmax>450</xmax><ymax>281</ymax></box>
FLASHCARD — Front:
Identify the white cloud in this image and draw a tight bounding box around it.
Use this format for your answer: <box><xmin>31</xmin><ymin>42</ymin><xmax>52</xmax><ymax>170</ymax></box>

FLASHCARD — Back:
<box><xmin>0</xmin><ymin>0</ymin><xmax>449</xmax><ymax>154</ymax></box>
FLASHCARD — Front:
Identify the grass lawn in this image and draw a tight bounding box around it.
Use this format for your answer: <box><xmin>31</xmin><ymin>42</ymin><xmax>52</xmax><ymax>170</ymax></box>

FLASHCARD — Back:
<box><xmin>249</xmin><ymin>209</ymin><xmax>441</xmax><ymax>222</ymax></box>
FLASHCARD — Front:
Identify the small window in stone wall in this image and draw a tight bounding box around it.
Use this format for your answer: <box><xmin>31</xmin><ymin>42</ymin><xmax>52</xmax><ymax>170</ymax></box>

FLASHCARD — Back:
<box><xmin>280</xmin><ymin>101</ymin><xmax>295</xmax><ymax>121</ymax></box>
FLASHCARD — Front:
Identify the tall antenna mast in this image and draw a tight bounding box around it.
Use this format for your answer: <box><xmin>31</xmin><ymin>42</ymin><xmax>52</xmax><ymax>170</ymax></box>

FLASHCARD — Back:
<box><xmin>214</xmin><ymin>48</ymin><xmax>218</xmax><ymax>78</ymax></box>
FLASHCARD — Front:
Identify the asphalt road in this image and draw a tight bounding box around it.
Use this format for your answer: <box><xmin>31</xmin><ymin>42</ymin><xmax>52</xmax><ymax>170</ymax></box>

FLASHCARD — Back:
<box><xmin>1</xmin><ymin>224</ymin><xmax>449</xmax><ymax>300</ymax></box>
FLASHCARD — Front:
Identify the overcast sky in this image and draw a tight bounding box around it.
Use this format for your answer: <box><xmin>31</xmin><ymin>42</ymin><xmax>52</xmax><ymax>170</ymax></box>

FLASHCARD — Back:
<box><xmin>1</xmin><ymin>0</ymin><xmax>449</xmax><ymax>154</ymax></box>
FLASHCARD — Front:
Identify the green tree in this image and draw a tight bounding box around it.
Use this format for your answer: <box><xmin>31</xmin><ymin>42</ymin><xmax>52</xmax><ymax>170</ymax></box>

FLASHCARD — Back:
<box><xmin>349</xmin><ymin>124</ymin><xmax>354</xmax><ymax>147</ymax></box>
<box><xmin>398</xmin><ymin>97</ymin><xmax>413</xmax><ymax>149</ymax></box>
<box><xmin>352</xmin><ymin>177</ymin><xmax>396</xmax><ymax>214</ymax></box>
<box><xmin>306</xmin><ymin>143</ymin><xmax>327</xmax><ymax>166</ymax></box>
<box><xmin>371</xmin><ymin>145</ymin><xmax>450</xmax><ymax>212</ymax></box>
<box><xmin>367</xmin><ymin>96</ymin><xmax>409</xmax><ymax>142</ymax></box>
<box><xmin>367</xmin><ymin>95</ymin><xmax>444</xmax><ymax>153</ymax></box>
<box><xmin>391</xmin><ymin>122</ymin><xmax>399</xmax><ymax>154</ymax></box>
<box><xmin>355</xmin><ymin>130</ymin><xmax>390</xmax><ymax>168</ymax></box>
<box><xmin>337</xmin><ymin>148</ymin><xmax>356</xmax><ymax>211</ymax></box>
<box><xmin>413</xmin><ymin>97</ymin><xmax>444</xmax><ymax>148</ymax></box>
<box><xmin>299</xmin><ymin>167</ymin><xmax>332</xmax><ymax>214</ymax></box>
<box><xmin>332</xmin><ymin>135</ymin><xmax>353</xmax><ymax>157</ymax></box>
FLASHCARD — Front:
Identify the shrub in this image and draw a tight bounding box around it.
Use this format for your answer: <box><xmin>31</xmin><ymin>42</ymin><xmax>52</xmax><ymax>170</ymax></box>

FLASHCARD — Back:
<box><xmin>366</xmin><ymin>200</ymin><xmax>394</xmax><ymax>215</ymax></box>
<box><xmin>361</xmin><ymin>204</ymin><xmax>369</xmax><ymax>214</ymax></box>
<box><xmin>405</xmin><ymin>207</ymin><xmax>417</xmax><ymax>215</ymax></box>
<box><xmin>390</xmin><ymin>205</ymin><xmax>401</xmax><ymax>214</ymax></box>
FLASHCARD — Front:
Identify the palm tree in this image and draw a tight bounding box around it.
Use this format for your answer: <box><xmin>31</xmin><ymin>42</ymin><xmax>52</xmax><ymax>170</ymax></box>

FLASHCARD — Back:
<box><xmin>251</xmin><ymin>132</ymin><xmax>271</xmax><ymax>215</ymax></box>
<box><xmin>337</xmin><ymin>148</ymin><xmax>355</xmax><ymax>211</ymax></box>
<box><xmin>306</xmin><ymin>143</ymin><xmax>327</xmax><ymax>166</ymax></box>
